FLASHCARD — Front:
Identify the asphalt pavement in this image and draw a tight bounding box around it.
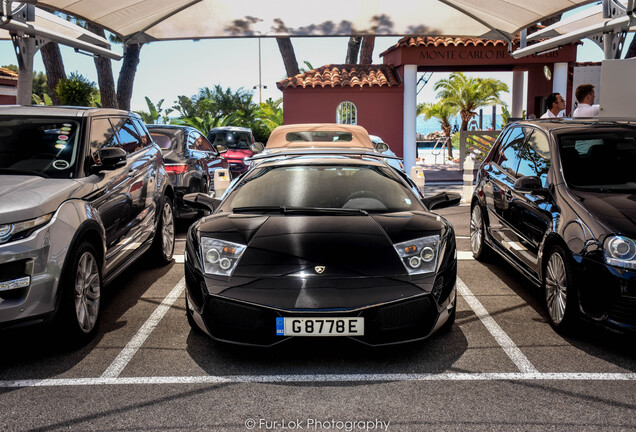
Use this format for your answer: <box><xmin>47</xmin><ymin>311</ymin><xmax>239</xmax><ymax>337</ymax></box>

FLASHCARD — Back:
<box><xmin>1</xmin><ymin>203</ymin><xmax>635</xmax><ymax>432</ymax></box>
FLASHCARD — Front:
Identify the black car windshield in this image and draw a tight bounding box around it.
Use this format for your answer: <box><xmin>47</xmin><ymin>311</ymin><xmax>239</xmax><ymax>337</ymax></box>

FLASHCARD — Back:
<box><xmin>222</xmin><ymin>164</ymin><xmax>423</xmax><ymax>213</ymax></box>
<box><xmin>0</xmin><ymin>116</ymin><xmax>81</xmax><ymax>179</ymax></box>
<box><xmin>558</xmin><ymin>128</ymin><xmax>636</xmax><ymax>191</ymax></box>
<box><xmin>208</xmin><ymin>131</ymin><xmax>251</xmax><ymax>150</ymax></box>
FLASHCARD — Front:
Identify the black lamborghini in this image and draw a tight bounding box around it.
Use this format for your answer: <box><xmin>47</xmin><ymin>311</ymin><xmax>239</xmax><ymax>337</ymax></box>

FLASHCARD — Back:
<box><xmin>183</xmin><ymin>154</ymin><xmax>460</xmax><ymax>346</ymax></box>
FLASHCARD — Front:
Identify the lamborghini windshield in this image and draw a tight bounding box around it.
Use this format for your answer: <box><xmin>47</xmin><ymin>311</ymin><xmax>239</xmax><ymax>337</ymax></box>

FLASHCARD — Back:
<box><xmin>223</xmin><ymin>164</ymin><xmax>423</xmax><ymax>213</ymax></box>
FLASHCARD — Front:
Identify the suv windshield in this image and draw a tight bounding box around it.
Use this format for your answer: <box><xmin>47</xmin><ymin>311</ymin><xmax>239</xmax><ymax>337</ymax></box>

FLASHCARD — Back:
<box><xmin>222</xmin><ymin>164</ymin><xmax>423</xmax><ymax>213</ymax></box>
<box><xmin>208</xmin><ymin>131</ymin><xmax>251</xmax><ymax>150</ymax></box>
<box><xmin>0</xmin><ymin>116</ymin><xmax>82</xmax><ymax>178</ymax></box>
<box><xmin>558</xmin><ymin>128</ymin><xmax>636</xmax><ymax>191</ymax></box>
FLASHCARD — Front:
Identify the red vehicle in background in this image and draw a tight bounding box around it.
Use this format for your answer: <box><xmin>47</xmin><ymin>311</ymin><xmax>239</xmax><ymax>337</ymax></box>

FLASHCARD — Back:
<box><xmin>207</xmin><ymin>126</ymin><xmax>260</xmax><ymax>176</ymax></box>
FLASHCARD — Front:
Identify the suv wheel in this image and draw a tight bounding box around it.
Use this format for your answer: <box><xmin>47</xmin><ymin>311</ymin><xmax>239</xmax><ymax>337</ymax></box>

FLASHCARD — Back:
<box><xmin>150</xmin><ymin>195</ymin><xmax>175</xmax><ymax>264</ymax></box>
<box><xmin>57</xmin><ymin>242</ymin><xmax>102</xmax><ymax>343</ymax></box>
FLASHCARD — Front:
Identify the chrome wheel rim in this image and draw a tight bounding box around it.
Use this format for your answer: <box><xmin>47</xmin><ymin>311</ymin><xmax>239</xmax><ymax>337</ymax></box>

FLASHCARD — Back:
<box><xmin>545</xmin><ymin>253</ymin><xmax>567</xmax><ymax>325</ymax></box>
<box><xmin>470</xmin><ymin>206</ymin><xmax>483</xmax><ymax>255</ymax></box>
<box><xmin>74</xmin><ymin>251</ymin><xmax>100</xmax><ymax>333</ymax></box>
<box><xmin>161</xmin><ymin>201</ymin><xmax>175</xmax><ymax>258</ymax></box>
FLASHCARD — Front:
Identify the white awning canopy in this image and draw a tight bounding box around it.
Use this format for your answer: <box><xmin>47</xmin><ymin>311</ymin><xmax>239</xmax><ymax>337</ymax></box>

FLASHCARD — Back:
<box><xmin>32</xmin><ymin>0</ymin><xmax>597</xmax><ymax>43</ymax></box>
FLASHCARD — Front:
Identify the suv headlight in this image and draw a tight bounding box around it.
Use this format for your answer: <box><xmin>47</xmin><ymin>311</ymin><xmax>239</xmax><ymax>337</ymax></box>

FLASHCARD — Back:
<box><xmin>200</xmin><ymin>237</ymin><xmax>246</xmax><ymax>276</ymax></box>
<box><xmin>394</xmin><ymin>235</ymin><xmax>440</xmax><ymax>275</ymax></box>
<box><xmin>0</xmin><ymin>213</ymin><xmax>53</xmax><ymax>245</ymax></box>
<box><xmin>604</xmin><ymin>235</ymin><xmax>636</xmax><ymax>269</ymax></box>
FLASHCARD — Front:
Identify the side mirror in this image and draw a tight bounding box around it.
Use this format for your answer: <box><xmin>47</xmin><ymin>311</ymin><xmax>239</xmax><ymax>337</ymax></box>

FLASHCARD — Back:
<box><xmin>374</xmin><ymin>142</ymin><xmax>389</xmax><ymax>153</ymax></box>
<box><xmin>514</xmin><ymin>176</ymin><xmax>549</xmax><ymax>196</ymax></box>
<box><xmin>422</xmin><ymin>192</ymin><xmax>462</xmax><ymax>210</ymax></box>
<box><xmin>92</xmin><ymin>147</ymin><xmax>127</xmax><ymax>172</ymax></box>
<box><xmin>250</xmin><ymin>142</ymin><xmax>265</xmax><ymax>154</ymax></box>
<box><xmin>215</xmin><ymin>144</ymin><xmax>228</xmax><ymax>154</ymax></box>
<box><xmin>183</xmin><ymin>193</ymin><xmax>222</xmax><ymax>212</ymax></box>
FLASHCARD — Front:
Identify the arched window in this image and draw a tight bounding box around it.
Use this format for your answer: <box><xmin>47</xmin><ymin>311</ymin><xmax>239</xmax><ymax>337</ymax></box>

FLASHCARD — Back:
<box><xmin>336</xmin><ymin>101</ymin><xmax>357</xmax><ymax>125</ymax></box>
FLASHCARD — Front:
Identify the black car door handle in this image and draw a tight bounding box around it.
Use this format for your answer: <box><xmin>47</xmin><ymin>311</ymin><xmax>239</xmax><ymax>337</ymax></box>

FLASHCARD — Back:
<box><xmin>505</xmin><ymin>189</ymin><xmax>513</xmax><ymax>199</ymax></box>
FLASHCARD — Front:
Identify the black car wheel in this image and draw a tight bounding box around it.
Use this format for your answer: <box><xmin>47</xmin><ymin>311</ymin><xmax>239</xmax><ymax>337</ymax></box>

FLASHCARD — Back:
<box><xmin>185</xmin><ymin>296</ymin><xmax>200</xmax><ymax>332</ymax></box>
<box><xmin>440</xmin><ymin>292</ymin><xmax>457</xmax><ymax>332</ymax></box>
<box><xmin>150</xmin><ymin>195</ymin><xmax>175</xmax><ymax>265</ymax></box>
<box><xmin>470</xmin><ymin>204</ymin><xmax>489</xmax><ymax>260</ymax></box>
<box><xmin>543</xmin><ymin>245</ymin><xmax>579</xmax><ymax>331</ymax></box>
<box><xmin>56</xmin><ymin>241</ymin><xmax>102</xmax><ymax>343</ymax></box>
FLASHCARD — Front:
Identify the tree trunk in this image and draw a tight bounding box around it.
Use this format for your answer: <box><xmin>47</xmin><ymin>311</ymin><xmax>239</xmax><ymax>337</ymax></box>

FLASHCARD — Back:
<box><xmin>625</xmin><ymin>36</ymin><xmax>636</xmax><ymax>58</ymax></box>
<box><xmin>345</xmin><ymin>36</ymin><xmax>362</xmax><ymax>64</ymax></box>
<box><xmin>442</xmin><ymin>121</ymin><xmax>453</xmax><ymax>159</ymax></box>
<box><xmin>40</xmin><ymin>42</ymin><xmax>66</xmax><ymax>105</ymax></box>
<box><xmin>359</xmin><ymin>36</ymin><xmax>375</xmax><ymax>64</ymax></box>
<box><xmin>116</xmin><ymin>42</ymin><xmax>143</xmax><ymax>111</ymax></box>
<box><xmin>86</xmin><ymin>22</ymin><xmax>118</xmax><ymax>108</ymax></box>
<box><xmin>276</xmin><ymin>37</ymin><xmax>300</xmax><ymax>78</ymax></box>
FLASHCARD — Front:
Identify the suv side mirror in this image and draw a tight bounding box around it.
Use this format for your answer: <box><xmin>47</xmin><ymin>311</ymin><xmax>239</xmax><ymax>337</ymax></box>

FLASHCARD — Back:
<box><xmin>514</xmin><ymin>176</ymin><xmax>549</xmax><ymax>196</ymax></box>
<box><xmin>215</xmin><ymin>144</ymin><xmax>228</xmax><ymax>154</ymax></box>
<box><xmin>183</xmin><ymin>193</ymin><xmax>222</xmax><ymax>212</ymax></box>
<box><xmin>250</xmin><ymin>142</ymin><xmax>265</xmax><ymax>154</ymax></box>
<box><xmin>92</xmin><ymin>147</ymin><xmax>127</xmax><ymax>172</ymax></box>
<box><xmin>422</xmin><ymin>192</ymin><xmax>462</xmax><ymax>210</ymax></box>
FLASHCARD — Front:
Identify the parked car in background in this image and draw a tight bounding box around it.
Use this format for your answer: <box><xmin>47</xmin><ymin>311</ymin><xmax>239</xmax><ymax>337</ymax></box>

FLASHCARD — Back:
<box><xmin>0</xmin><ymin>106</ymin><xmax>175</xmax><ymax>343</ymax></box>
<box><xmin>147</xmin><ymin>124</ymin><xmax>229</xmax><ymax>218</ymax></box>
<box><xmin>182</xmin><ymin>142</ymin><xmax>461</xmax><ymax>347</ymax></box>
<box><xmin>471</xmin><ymin>118</ymin><xmax>636</xmax><ymax>333</ymax></box>
<box><xmin>207</xmin><ymin>126</ymin><xmax>258</xmax><ymax>176</ymax></box>
<box><xmin>370</xmin><ymin>134</ymin><xmax>406</xmax><ymax>172</ymax></box>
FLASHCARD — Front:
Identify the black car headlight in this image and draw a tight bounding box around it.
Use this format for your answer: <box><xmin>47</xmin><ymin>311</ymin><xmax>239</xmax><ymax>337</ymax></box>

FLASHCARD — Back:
<box><xmin>604</xmin><ymin>235</ymin><xmax>636</xmax><ymax>269</ymax></box>
<box><xmin>199</xmin><ymin>237</ymin><xmax>246</xmax><ymax>276</ymax></box>
<box><xmin>394</xmin><ymin>235</ymin><xmax>440</xmax><ymax>275</ymax></box>
<box><xmin>0</xmin><ymin>213</ymin><xmax>53</xmax><ymax>245</ymax></box>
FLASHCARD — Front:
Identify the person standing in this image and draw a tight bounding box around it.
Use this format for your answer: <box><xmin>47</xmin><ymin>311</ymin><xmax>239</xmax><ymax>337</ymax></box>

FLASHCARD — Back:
<box><xmin>541</xmin><ymin>92</ymin><xmax>566</xmax><ymax>118</ymax></box>
<box><xmin>573</xmin><ymin>84</ymin><xmax>600</xmax><ymax>117</ymax></box>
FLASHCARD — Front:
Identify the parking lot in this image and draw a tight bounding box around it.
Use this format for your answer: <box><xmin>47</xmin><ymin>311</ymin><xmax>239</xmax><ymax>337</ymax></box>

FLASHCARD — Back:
<box><xmin>1</xmin><ymin>201</ymin><xmax>635</xmax><ymax>432</ymax></box>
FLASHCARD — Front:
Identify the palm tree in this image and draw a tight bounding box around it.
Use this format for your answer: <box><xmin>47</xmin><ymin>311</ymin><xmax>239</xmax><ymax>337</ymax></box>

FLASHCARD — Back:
<box><xmin>433</xmin><ymin>72</ymin><xmax>508</xmax><ymax>132</ymax></box>
<box><xmin>258</xmin><ymin>98</ymin><xmax>284</xmax><ymax>132</ymax></box>
<box><xmin>417</xmin><ymin>100</ymin><xmax>459</xmax><ymax>159</ymax></box>
<box><xmin>171</xmin><ymin>113</ymin><xmax>238</xmax><ymax>136</ymax></box>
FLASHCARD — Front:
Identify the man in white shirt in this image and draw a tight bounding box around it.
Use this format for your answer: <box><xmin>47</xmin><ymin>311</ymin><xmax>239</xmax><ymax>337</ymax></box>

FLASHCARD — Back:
<box><xmin>573</xmin><ymin>84</ymin><xmax>600</xmax><ymax>117</ymax></box>
<box><xmin>540</xmin><ymin>93</ymin><xmax>566</xmax><ymax>118</ymax></box>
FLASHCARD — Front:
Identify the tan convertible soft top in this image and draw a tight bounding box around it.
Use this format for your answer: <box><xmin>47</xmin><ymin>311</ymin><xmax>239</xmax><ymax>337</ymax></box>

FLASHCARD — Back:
<box><xmin>265</xmin><ymin>123</ymin><xmax>375</xmax><ymax>149</ymax></box>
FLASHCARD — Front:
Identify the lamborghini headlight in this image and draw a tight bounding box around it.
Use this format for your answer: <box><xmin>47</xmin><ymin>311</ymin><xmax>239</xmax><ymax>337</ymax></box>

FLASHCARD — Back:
<box><xmin>0</xmin><ymin>213</ymin><xmax>53</xmax><ymax>245</ymax></box>
<box><xmin>604</xmin><ymin>235</ymin><xmax>636</xmax><ymax>269</ymax></box>
<box><xmin>199</xmin><ymin>237</ymin><xmax>246</xmax><ymax>276</ymax></box>
<box><xmin>394</xmin><ymin>235</ymin><xmax>440</xmax><ymax>275</ymax></box>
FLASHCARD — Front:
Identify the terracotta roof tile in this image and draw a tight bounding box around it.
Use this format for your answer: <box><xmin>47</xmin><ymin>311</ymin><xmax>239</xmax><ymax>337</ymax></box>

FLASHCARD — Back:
<box><xmin>0</xmin><ymin>67</ymin><xmax>18</xmax><ymax>78</ymax></box>
<box><xmin>277</xmin><ymin>64</ymin><xmax>400</xmax><ymax>90</ymax></box>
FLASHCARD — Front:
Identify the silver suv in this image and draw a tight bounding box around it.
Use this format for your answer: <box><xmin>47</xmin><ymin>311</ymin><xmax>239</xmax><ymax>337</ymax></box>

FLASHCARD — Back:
<box><xmin>0</xmin><ymin>106</ymin><xmax>175</xmax><ymax>343</ymax></box>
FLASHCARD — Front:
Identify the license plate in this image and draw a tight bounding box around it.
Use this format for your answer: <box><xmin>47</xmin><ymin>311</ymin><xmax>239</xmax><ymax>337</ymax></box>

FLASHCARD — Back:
<box><xmin>276</xmin><ymin>317</ymin><xmax>364</xmax><ymax>336</ymax></box>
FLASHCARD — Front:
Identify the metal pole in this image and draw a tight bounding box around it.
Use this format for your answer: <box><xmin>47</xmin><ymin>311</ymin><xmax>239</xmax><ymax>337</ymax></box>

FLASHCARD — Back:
<box><xmin>258</xmin><ymin>37</ymin><xmax>262</xmax><ymax>104</ymax></box>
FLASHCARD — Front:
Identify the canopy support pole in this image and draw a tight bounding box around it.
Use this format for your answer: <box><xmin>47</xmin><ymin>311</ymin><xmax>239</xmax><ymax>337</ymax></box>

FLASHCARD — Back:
<box><xmin>402</xmin><ymin>64</ymin><xmax>417</xmax><ymax>174</ymax></box>
<box><xmin>11</xmin><ymin>33</ymin><xmax>36</xmax><ymax>105</ymax></box>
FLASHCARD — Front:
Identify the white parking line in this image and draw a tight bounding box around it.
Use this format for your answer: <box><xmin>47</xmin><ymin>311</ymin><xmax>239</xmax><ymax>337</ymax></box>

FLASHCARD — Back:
<box><xmin>101</xmin><ymin>277</ymin><xmax>186</xmax><ymax>378</ymax></box>
<box><xmin>1</xmin><ymin>372</ymin><xmax>635</xmax><ymax>388</ymax></box>
<box><xmin>457</xmin><ymin>277</ymin><xmax>538</xmax><ymax>373</ymax></box>
<box><xmin>457</xmin><ymin>251</ymin><xmax>474</xmax><ymax>260</ymax></box>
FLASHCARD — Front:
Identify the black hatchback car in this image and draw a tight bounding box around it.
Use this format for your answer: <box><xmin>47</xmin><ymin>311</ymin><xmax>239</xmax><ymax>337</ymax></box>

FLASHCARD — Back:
<box><xmin>183</xmin><ymin>151</ymin><xmax>461</xmax><ymax>346</ymax></box>
<box><xmin>471</xmin><ymin>118</ymin><xmax>636</xmax><ymax>333</ymax></box>
<box><xmin>147</xmin><ymin>125</ymin><xmax>230</xmax><ymax>218</ymax></box>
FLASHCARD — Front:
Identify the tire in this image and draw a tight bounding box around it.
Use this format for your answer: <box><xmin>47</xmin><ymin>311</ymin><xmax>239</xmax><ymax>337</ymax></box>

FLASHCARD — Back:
<box><xmin>150</xmin><ymin>195</ymin><xmax>175</xmax><ymax>265</ymax></box>
<box><xmin>201</xmin><ymin>177</ymin><xmax>210</xmax><ymax>194</ymax></box>
<box><xmin>543</xmin><ymin>245</ymin><xmax>579</xmax><ymax>332</ymax></box>
<box><xmin>56</xmin><ymin>242</ymin><xmax>102</xmax><ymax>344</ymax></box>
<box><xmin>185</xmin><ymin>295</ymin><xmax>200</xmax><ymax>332</ymax></box>
<box><xmin>440</xmin><ymin>292</ymin><xmax>457</xmax><ymax>332</ymax></box>
<box><xmin>470</xmin><ymin>203</ymin><xmax>490</xmax><ymax>260</ymax></box>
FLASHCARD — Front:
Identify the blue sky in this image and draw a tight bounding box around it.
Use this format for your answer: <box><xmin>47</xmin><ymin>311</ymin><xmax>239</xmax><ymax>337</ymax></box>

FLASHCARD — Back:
<box><xmin>0</xmin><ymin>4</ymin><xmax>629</xmax><ymax>113</ymax></box>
